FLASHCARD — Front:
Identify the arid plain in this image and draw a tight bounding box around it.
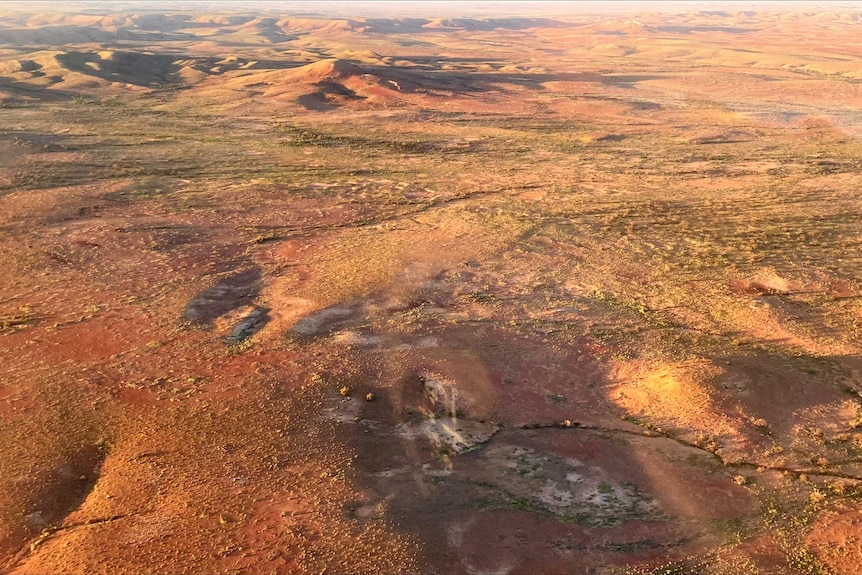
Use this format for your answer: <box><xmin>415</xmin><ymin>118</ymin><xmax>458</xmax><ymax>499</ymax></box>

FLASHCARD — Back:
<box><xmin>1</xmin><ymin>2</ymin><xmax>862</xmax><ymax>574</ymax></box>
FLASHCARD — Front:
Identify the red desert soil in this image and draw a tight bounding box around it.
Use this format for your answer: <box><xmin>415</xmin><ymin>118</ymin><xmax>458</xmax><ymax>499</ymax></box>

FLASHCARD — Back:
<box><xmin>1</xmin><ymin>2</ymin><xmax>862</xmax><ymax>574</ymax></box>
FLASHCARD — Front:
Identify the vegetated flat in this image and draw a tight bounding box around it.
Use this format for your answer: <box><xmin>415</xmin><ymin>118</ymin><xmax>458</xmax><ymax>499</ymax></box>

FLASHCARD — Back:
<box><xmin>1</xmin><ymin>3</ymin><xmax>861</xmax><ymax>574</ymax></box>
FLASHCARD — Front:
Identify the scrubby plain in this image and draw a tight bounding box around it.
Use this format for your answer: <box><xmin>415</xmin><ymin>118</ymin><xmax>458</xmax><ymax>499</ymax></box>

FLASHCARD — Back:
<box><xmin>1</xmin><ymin>3</ymin><xmax>862</xmax><ymax>574</ymax></box>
